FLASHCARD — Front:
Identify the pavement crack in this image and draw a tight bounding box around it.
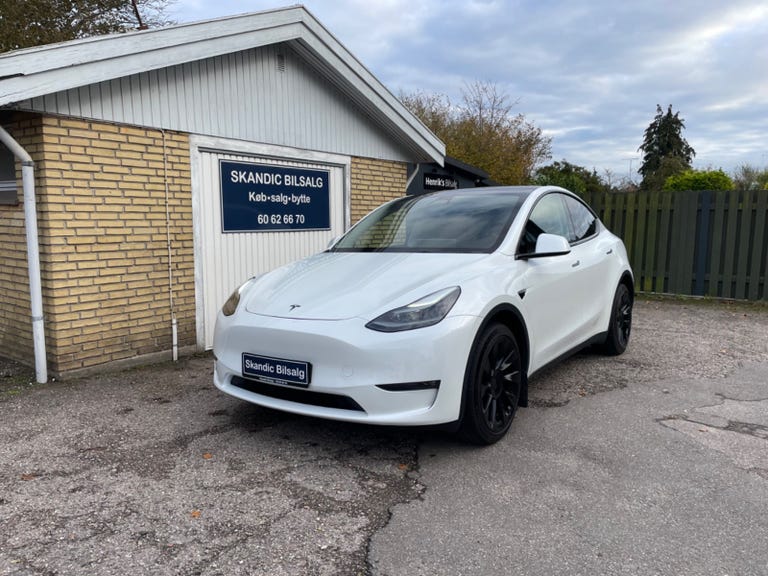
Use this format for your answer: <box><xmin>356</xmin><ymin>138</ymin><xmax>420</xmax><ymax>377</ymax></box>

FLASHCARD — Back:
<box><xmin>723</xmin><ymin>420</ymin><xmax>768</xmax><ymax>439</ymax></box>
<box><xmin>364</xmin><ymin>438</ymin><xmax>424</xmax><ymax>576</ymax></box>
<box><xmin>529</xmin><ymin>398</ymin><xmax>570</xmax><ymax>408</ymax></box>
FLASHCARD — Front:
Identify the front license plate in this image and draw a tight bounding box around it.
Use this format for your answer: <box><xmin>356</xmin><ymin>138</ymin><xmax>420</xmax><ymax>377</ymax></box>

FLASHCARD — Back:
<box><xmin>242</xmin><ymin>353</ymin><xmax>311</xmax><ymax>388</ymax></box>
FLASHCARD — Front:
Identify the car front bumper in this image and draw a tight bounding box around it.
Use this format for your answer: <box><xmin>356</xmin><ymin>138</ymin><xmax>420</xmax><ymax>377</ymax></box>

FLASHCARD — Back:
<box><xmin>213</xmin><ymin>310</ymin><xmax>481</xmax><ymax>426</ymax></box>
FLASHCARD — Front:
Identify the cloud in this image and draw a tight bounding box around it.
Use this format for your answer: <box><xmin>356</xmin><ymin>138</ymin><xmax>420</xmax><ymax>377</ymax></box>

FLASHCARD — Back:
<box><xmin>168</xmin><ymin>0</ymin><xmax>768</xmax><ymax>175</ymax></box>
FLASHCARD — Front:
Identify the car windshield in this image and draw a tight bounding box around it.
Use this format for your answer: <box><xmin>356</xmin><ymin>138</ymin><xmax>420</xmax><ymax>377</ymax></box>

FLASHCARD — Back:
<box><xmin>331</xmin><ymin>189</ymin><xmax>527</xmax><ymax>253</ymax></box>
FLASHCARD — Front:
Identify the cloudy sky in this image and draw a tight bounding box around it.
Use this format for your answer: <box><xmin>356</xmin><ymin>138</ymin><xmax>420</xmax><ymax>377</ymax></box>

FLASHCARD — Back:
<box><xmin>169</xmin><ymin>0</ymin><xmax>768</xmax><ymax>182</ymax></box>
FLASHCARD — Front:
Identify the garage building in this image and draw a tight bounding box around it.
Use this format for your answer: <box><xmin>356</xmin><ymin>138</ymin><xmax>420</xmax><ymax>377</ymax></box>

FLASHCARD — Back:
<box><xmin>0</xmin><ymin>6</ymin><xmax>445</xmax><ymax>379</ymax></box>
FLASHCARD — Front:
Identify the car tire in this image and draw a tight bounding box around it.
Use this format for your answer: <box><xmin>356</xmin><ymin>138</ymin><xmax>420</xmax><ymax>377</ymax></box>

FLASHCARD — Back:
<box><xmin>600</xmin><ymin>282</ymin><xmax>632</xmax><ymax>356</ymax></box>
<box><xmin>459</xmin><ymin>322</ymin><xmax>522</xmax><ymax>445</ymax></box>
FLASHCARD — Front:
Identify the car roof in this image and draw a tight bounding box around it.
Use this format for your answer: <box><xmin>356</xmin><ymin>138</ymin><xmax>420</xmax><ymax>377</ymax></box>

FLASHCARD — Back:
<box><xmin>420</xmin><ymin>185</ymin><xmax>537</xmax><ymax>196</ymax></box>
<box><xmin>415</xmin><ymin>185</ymin><xmax>557</xmax><ymax>201</ymax></box>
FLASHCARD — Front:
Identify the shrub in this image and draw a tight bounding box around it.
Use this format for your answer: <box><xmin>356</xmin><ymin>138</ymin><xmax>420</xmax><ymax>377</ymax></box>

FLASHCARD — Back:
<box><xmin>663</xmin><ymin>169</ymin><xmax>734</xmax><ymax>191</ymax></box>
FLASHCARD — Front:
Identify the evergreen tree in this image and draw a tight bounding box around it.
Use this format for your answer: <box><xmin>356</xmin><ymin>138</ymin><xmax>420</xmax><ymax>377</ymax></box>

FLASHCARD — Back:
<box><xmin>638</xmin><ymin>104</ymin><xmax>695</xmax><ymax>189</ymax></box>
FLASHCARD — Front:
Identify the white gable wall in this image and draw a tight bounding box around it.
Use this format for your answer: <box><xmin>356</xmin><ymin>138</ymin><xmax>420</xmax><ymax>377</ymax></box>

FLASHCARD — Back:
<box><xmin>15</xmin><ymin>43</ymin><xmax>412</xmax><ymax>162</ymax></box>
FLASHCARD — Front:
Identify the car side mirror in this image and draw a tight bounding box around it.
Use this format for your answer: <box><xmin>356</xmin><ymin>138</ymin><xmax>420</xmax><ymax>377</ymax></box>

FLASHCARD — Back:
<box><xmin>518</xmin><ymin>233</ymin><xmax>571</xmax><ymax>259</ymax></box>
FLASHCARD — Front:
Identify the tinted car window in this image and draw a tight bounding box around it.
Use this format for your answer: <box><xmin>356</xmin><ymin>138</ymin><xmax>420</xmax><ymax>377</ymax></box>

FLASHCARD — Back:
<box><xmin>518</xmin><ymin>193</ymin><xmax>572</xmax><ymax>254</ymax></box>
<box><xmin>332</xmin><ymin>189</ymin><xmax>527</xmax><ymax>253</ymax></box>
<box><xmin>563</xmin><ymin>195</ymin><xmax>597</xmax><ymax>243</ymax></box>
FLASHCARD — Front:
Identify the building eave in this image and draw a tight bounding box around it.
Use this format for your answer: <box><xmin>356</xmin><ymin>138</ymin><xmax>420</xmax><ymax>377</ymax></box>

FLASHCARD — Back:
<box><xmin>0</xmin><ymin>5</ymin><xmax>444</xmax><ymax>164</ymax></box>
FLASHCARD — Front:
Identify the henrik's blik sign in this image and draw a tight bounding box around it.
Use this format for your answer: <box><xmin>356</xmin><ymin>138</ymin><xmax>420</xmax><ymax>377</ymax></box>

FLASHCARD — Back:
<box><xmin>220</xmin><ymin>160</ymin><xmax>331</xmax><ymax>232</ymax></box>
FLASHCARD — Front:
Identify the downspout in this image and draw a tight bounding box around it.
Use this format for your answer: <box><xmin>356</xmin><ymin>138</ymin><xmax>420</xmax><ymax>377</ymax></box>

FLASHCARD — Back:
<box><xmin>405</xmin><ymin>164</ymin><xmax>420</xmax><ymax>194</ymax></box>
<box><xmin>0</xmin><ymin>125</ymin><xmax>47</xmax><ymax>383</ymax></box>
<box><xmin>160</xmin><ymin>129</ymin><xmax>178</xmax><ymax>361</ymax></box>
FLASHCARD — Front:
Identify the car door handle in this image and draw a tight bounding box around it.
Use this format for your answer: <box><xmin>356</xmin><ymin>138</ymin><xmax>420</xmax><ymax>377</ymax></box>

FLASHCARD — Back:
<box><xmin>571</xmin><ymin>260</ymin><xmax>580</xmax><ymax>268</ymax></box>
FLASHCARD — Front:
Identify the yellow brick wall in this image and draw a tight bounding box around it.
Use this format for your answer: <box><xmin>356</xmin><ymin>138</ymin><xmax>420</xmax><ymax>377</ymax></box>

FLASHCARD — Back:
<box><xmin>1</xmin><ymin>114</ymin><xmax>196</xmax><ymax>374</ymax></box>
<box><xmin>0</xmin><ymin>113</ymin><xmax>37</xmax><ymax>364</ymax></box>
<box><xmin>350</xmin><ymin>157</ymin><xmax>407</xmax><ymax>223</ymax></box>
<box><xmin>0</xmin><ymin>118</ymin><xmax>409</xmax><ymax>374</ymax></box>
<box><xmin>41</xmin><ymin>117</ymin><xmax>195</xmax><ymax>373</ymax></box>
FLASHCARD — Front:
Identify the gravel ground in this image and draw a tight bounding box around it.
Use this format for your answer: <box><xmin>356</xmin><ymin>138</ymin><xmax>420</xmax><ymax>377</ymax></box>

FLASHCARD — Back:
<box><xmin>0</xmin><ymin>296</ymin><xmax>767</xmax><ymax>575</ymax></box>
<box><xmin>529</xmin><ymin>296</ymin><xmax>768</xmax><ymax>406</ymax></box>
<box><xmin>1</xmin><ymin>356</ymin><xmax>422</xmax><ymax>576</ymax></box>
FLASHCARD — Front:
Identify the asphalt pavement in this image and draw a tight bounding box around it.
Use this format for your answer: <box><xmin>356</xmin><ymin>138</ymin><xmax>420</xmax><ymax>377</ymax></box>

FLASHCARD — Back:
<box><xmin>370</xmin><ymin>298</ymin><xmax>768</xmax><ymax>575</ymax></box>
<box><xmin>370</xmin><ymin>364</ymin><xmax>768</xmax><ymax>576</ymax></box>
<box><xmin>1</xmin><ymin>298</ymin><xmax>767</xmax><ymax>575</ymax></box>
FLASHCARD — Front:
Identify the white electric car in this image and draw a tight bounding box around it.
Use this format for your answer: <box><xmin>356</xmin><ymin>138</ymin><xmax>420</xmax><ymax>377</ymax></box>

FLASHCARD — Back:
<box><xmin>213</xmin><ymin>186</ymin><xmax>633</xmax><ymax>444</ymax></box>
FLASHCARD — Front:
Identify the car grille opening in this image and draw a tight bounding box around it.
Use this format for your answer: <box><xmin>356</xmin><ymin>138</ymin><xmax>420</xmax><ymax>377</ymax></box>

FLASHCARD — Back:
<box><xmin>376</xmin><ymin>380</ymin><xmax>441</xmax><ymax>391</ymax></box>
<box><xmin>230</xmin><ymin>376</ymin><xmax>366</xmax><ymax>412</ymax></box>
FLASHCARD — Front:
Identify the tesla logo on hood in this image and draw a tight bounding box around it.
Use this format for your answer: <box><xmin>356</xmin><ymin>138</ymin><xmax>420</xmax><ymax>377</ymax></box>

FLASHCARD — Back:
<box><xmin>289</xmin><ymin>304</ymin><xmax>301</xmax><ymax>311</ymax></box>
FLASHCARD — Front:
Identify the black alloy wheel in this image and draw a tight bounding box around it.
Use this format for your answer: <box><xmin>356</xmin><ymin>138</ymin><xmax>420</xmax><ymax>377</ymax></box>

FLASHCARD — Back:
<box><xmin>601</xmin><ymin>282</ymin><xmax>632</xmax><ymax>356</ymax></box>
<box><xmin>460</xmin><ymin>323</ymin><xmax>522</xmax><ymax>445</ymax></box>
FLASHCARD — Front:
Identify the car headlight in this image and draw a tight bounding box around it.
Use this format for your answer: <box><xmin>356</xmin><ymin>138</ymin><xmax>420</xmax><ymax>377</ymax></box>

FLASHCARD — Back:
<box><xmin>221</xmin><ymin>277</ymin><xmax>258</xmax><ymax>316</ymax></box>
<box><xmin>366</xmin><ymin>287</ymin><xmax>461</xmax><ymax>332</ymax></box>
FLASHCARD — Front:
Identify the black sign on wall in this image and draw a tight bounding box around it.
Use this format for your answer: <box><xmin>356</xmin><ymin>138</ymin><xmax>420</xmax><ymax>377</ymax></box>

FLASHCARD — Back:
<box><xmin>423</xmin><ymin>174</ymin><xmax>459</xmax><ymax>191</ymax></box>
<box><xmin>219</xmin><ymin>160</ymin><xmax>331</xmax><ymax>232</ymax></box>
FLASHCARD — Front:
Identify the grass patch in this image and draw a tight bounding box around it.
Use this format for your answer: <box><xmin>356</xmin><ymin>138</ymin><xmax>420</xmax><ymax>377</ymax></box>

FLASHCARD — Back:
<box><xmin>0</xmin><ymin>357</ymin><xmax>38</xmax><ymax>399</ymax></box>
<box><xmin>0</xmin><ymin>374</ymin><xmax>38</xmax><ymax>398</ymax></box>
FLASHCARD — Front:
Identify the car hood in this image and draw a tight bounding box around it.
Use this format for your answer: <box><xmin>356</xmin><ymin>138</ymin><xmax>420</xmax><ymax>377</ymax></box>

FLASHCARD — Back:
<box><xmin>243</xmin><ymin>251</ymin><xmax>488</xmax><ymax>320</ymax></box>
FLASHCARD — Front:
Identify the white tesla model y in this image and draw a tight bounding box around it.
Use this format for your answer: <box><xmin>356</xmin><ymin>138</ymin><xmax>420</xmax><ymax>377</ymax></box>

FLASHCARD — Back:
<box><xmin>213</xmin><ymin>186</ymin><xmax>633</xmax><ymax>444</ymax></box>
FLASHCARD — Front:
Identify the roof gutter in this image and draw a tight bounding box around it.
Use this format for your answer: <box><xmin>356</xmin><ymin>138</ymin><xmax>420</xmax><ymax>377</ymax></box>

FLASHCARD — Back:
<box><xmin>0</xmin><ymin>125</ymin><xmax>47</xmax><ymax>383</ymax></box>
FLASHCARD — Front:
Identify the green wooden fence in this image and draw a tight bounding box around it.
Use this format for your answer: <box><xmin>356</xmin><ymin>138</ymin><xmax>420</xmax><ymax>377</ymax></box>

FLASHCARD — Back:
<box><xmin>579</xmin><ymin>189</ymin><xmax>768</xmax><ymax>300</ymax></box>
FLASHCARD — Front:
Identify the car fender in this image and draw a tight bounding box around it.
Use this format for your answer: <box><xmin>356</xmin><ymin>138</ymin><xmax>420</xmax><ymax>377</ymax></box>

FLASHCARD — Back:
<box><xmin>455</xmin><ymin>301</ymin><xmax>531</xmax><ymax>425</ymax></box>
<box><xmin>596</xmin><ymin>239</ymin><xmax>634</xmax><ymax>333</ymax></box>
